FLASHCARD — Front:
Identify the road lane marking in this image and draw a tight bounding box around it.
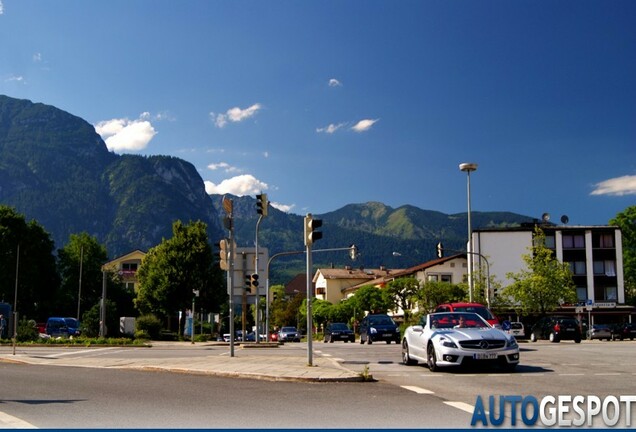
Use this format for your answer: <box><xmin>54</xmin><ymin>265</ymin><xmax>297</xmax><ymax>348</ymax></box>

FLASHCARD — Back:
<box><xmin>41</xmin><ymin>347</ymin><xmax>122</xmax><ymax>358</ymax></box>
<box><xmin>401</xmin><ymin>385</ymin><xmax>434</xmax><ymax>394</ymax></box>
<box><xmin>594</xmin><ymin>373</ymin><xmax>621</xmax><ymax>376</ymax></box>
<box><xmin>0</xmin><ymin>411</ymin><xmax>37</xmax><ymax>428</ymax></box>
<box><xmin>444</xmin><ymin>401</ymin><xmax>478</xmax><ymax>414</ymax></box>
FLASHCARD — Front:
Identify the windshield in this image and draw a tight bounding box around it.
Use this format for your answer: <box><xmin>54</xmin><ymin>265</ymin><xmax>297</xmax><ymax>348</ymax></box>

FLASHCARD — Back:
<box><xmin>330</xmin><ymin>323</ymin><xmax>348</xmax><ymax>330</ymax></box>
<box><xmin>64</xmin><ymin>318</ymin><xmax>78</xmax><ymax>327</ymax></box>
<box><xmin>429</xmin><ymin>312</ymin><xmax>490</xmax><ymax>329</ymax></box>
<box><xmin>370</xmin><ymin>317</ymin><xmax>395</xmax><ymax>326</ymax></box>
<box><xmin>281</xmin><ymin>327</ymin><xmax>297</xmax><ymax>332</ymax></box>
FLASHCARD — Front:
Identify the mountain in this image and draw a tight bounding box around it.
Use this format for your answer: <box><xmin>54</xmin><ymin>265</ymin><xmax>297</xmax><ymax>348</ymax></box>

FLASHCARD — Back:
<box><xmin>0</xmin><ymin>95</ymin><xmax>534</xmax><ymax>283</ymax></box>
<box><xmin>0</xmin><ymin>95</ymin><xmax>223</xmax><ymax>256</ymax></box>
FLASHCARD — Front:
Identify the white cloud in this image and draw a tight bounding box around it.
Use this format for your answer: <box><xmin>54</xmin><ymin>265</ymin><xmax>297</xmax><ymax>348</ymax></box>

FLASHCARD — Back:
<box><xmin>591</xmin><ymin>175</ymin><xmax>636</xmax><ymax>196</ymax></box>
<box><xmin>94</xmin><ymin>116</ymin><xmax>157</xmax><ymax>153</ymax></box>
<box><xmin>5</xmin><ymin>75</ymin><xmax>25</xmax><ymax>83</ymax></box>
<box><xmin>204</xmin><ymin>174</ymin><xmax>268</xmax><ymax>196</ymax></box>
<box><xmin>351</xmin><ymin>118</ymin><xmax>379</xmax><ymax>132</ymax></box>
<box><xmin>316</xmin><ymin>122</ymin><xmax>346</xmax><ymax>134</ymax></box>
<box><xmin>207</xmin><ymin>162</ymin><xmax>240</xmax><ymax>174</ymax></box>
<box><xmin>271</xmin><ymin>202</ymin><xmax>295</xmax><ymax>213</ymax></box>
<box><xmin>328</xmin><ymin>78</ymin><xmax>342</xmax><ymax>87</ymax></box>
<box><xmin>211</xmin><ymin>103</ymin><xmax>262</xmax><ymax>128</ymax></box>
<box><xmin>33</xmin><ymin>53</ymin><xmax>42</xmax><ymax>62</ymax></box>
<box><xmin>0</xmin><ymin>1</ymin><xmax>4</xmax><ymax>15</ymax></box>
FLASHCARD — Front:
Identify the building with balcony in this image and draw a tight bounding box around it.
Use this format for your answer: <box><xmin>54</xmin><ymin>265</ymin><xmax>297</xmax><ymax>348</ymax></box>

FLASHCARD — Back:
<box><xmin>101</xmin><ymin>249</ymin><xmax>146</xmax><ymax>292</ymax></box>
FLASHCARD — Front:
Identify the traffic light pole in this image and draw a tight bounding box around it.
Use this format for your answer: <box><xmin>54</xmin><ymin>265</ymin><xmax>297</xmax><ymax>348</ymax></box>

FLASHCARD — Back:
<box><xmin>306</xmin><ymin>241</ymin><xmax>314</xmax><ymax>366</ymax></box>
<box><xmin>254</xmin><ymin>214</ymin><xmax>263</xmax><ymax>344</ymax></box>
<box><xmin>264</xmin><ymin>245</ymin><xmax>358</xmax><ymax>353</ymax></box>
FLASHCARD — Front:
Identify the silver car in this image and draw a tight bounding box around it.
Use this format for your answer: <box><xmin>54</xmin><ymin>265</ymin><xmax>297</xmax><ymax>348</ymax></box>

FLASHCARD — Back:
<box><xmin>401</xmin><ymin>312</ymin><xmax>520</xmax><ymax>372</ymax></box>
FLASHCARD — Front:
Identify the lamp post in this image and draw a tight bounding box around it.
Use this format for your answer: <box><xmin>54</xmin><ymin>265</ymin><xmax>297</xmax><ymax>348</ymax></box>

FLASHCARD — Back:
<box><xmin>459</xmin><ymin>162</ymin><xmax>478</xmax><ymax>303</ymax></box>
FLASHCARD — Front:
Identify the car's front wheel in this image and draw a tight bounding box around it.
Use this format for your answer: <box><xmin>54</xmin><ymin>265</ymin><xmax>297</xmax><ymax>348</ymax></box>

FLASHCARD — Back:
<box><xmin>402</xmin><ymin>339</ymin><xmax>417</xmax><ymax>365</ymax></box>
<box><xmin>530</xmin><ymin>332</ymin><xmax>537</xmax><ymax>342</ymax></box>
<box><xmin>427</xmin><ymin>343</ymin><xmax>439</xmax><ymax>372</ymax></box>
<box><xmin>549</xmin><ymin>332</ymin><xmax>559</xmax><ymax>343</ymax></box>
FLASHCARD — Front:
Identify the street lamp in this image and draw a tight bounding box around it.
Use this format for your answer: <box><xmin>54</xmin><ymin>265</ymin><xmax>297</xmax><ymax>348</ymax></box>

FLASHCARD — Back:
<box><xmin>459</xmin><ymin>162</ymin><xmax>478</xmax><ymax>303</ymax></box>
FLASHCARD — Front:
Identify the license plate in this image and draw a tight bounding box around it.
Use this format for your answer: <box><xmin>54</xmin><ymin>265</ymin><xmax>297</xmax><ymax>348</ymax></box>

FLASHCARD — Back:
<box><xmin>473</xmin><ymin>353</ymin><xmax>498</xmax><ymax>360</ymax></box>
<box><xmin>566</xmin><ymin>328</ymin><xmax>574</xmax><ymax>331</ymax></box>
<box><xmin>382</xmin><ymin>333</ymin><xmax>392</xmax><ymax>337</ymax></box>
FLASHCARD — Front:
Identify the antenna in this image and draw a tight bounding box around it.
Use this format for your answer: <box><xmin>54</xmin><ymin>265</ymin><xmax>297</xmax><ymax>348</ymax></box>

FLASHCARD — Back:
<box><xmin>561</xmin><ymin>215</ymin><xmax>569</xmax><ymax>224</ymax></box>
<box><xmin>542</xmin><ymin>213</ymin><xmax>551</xmax><ymax>222</ymax></box>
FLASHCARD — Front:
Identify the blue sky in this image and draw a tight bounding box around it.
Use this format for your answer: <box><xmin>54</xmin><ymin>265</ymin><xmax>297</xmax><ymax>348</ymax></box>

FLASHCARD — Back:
<box><xmin>1</xmin><ymin>1</ymin><xmax>634</xmax><ymax>225</ymax></box>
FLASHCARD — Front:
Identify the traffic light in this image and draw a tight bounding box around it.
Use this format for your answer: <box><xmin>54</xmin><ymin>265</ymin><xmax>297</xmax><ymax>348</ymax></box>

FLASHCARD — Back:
<box><xmin>256</xmin><ymin>193</ymin><xmax>269</xmax><ymax>216</ymax></box>
<box><xmin>245</xmin><ymin>274</ymin><xmax>251</xmax><ymax>292</ymax></box>
<box><xmin>436</xmin><ymin>242</ymin><xmax>444</xmax><ymax>258</ymax></box>
<box><xmin>349</xmin><ymin>244</ymin><xmax>358</xmax><ymax>260</ymax></box>
<box><xmin>250</xmin><ymin>273</ymin><xmax>259</xmax><ymax>294</ymax></box>
<box><xmin>304</xmin><ymin>213</ymin><xmax>323</xmax><ymax>246</ymax></box>
<box><xmin>217</xmin><ymin>238</ymin><xmax>230</xmax><ymax>270</ymax></box>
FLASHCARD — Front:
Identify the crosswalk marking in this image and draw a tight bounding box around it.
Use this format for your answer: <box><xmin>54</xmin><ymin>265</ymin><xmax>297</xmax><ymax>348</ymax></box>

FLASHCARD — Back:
<box><xmin>401</xmin><ymin>385</ymin><xmax>434</xmax><ymax>394</ymax></box>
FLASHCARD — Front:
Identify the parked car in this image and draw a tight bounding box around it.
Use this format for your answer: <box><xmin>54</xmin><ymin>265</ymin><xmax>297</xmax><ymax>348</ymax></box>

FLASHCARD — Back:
<box><xmin>324</xmin><ymin>322</ymin><xmax>355</xmax><ymax>343</ymax></box>
<box><xmin>434</xmin><ymin>302</ymin><xmax>500</xmax><ymax>328</ymax></box>
<box><xmin>587</xmin><ymin>324</ymin><xmax>612</xmax><ymax>341</ymax></box>
<box><xmin>529</xmin><ymin>316</ymin><xmax>582</xmax><ymax>343</ymax></box>
<box><xmin>505</xmin><ymin>321</ymin><xmax>525</xmax><ymax>338</ymax></box>
<box><xmin>610</xmin><ymin>323</ymin><xmax>636</xmax><ymax>341</ymax></box>
<box><xmin>278</xmin><ymin>326</ymin><xmax>301</xmax><ymax>342</ymax></box>
<box><xmin>63</xmin><ymin>317</ymin><xmax>82</xmax><ymax>336</ymax></box>
<box><xmin>359</xmin><ymin>314</ymin><xmax>400</xmax><ymax>344</ymax></box>
<box><xmin>401</xmin><ymin>312</ymin><xmax>520</xmax><ymax>371</ymax></box>
<box><xmin>45</xmin><ymin>317</ymin><xmax>80</xmax><ymax>337</ymax></box>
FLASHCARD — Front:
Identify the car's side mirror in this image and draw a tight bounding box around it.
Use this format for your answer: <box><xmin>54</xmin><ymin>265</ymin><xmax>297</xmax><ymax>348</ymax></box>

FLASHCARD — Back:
<box><xmin>412</xmin><ymin>325</ymin><xmax>423</xmax><ymax>332</ymax></box>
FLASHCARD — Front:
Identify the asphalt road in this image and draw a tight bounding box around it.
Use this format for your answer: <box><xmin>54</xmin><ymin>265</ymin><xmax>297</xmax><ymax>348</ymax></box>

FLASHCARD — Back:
<box><xmin>0</xmin><ymin>361</ymin><xmax>471</xmax><ymax>429</ymax></box>
<box><xmin>2</xmin><ymin>339</ymin><xmax>635</xmax><ymax>428</ymax></box>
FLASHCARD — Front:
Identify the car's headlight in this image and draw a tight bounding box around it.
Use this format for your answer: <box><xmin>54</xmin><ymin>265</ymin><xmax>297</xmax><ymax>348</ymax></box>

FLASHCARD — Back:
<box><xmin>507</xmin><ymin>337</ymin><xmax>518</xmax><ymax>348</ymax></box>
<box><xmin>370</xmin><ymin>327</ymin><xmax>377</xmax><ymax>334</ymax></box>
<box><xmin>441</xmin><ymin>338</ymin><xmax>457</xmax><ymax>348</ymax></box>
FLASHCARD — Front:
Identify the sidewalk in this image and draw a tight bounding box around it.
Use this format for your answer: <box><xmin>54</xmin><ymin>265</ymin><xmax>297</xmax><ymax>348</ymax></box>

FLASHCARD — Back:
<box><xmin>0</xmin><ymin>341</ymin><xmax>366</xmax><ymax>383</ymax></box>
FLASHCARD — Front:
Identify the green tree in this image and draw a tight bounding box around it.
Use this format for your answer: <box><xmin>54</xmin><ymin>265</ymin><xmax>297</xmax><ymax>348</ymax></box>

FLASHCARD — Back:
<box><xmin>384</xmin><ymin>277</ymin><xmax>420</xmax><ymax>323</ymax></box>
<box><xmin>351</xmin><ymin>285</ymin><xmax>391</xmax><ymax>314</ymax></box>
<box><xmin>502</xmin><ymin>228</ymin><xmax>577</xmax><ymax>315</ymax></box>
<box><xmin>57</xmin><ymin>232</ymin><xmax>109</xmax><ymax>319</ymax></box>
<box><xmin>271</xmin><ymin>291</ymin><xmax>304</xmax><ymax>330</ymax></box>
<box><xmin>610</xmin><ymin>206</ymin><xmax>636</xmax><ymax>305</ymax></box>
<box><xmin>414</xmin><ymin>281</ymin><xmax>465</xmax><ymax>315</ymax></box>
<box><xmin>0</xmin><ymin>206</ymin><xmax>59</xmax><ymax>321</ymax></box>
<box><xmin>135</xmin><ymin>220</ymin><xmax>224</xmax><ymax>325</ymax></box>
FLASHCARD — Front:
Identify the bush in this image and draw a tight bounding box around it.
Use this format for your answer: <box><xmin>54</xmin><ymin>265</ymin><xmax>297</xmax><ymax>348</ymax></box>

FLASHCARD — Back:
<box><xmin>135</xmin><ymin>314</ymin><xmax>162</xmax><ymax>339</ymax></box>
<box><xmin>17</xmin><ymin>319</ymin><xmax>39</xmax><ymax>342</ymax></box>
<box><xmin>134</xmin><ymin>330</ymin><xmax>150</xmax><ymax>340</ymax></box>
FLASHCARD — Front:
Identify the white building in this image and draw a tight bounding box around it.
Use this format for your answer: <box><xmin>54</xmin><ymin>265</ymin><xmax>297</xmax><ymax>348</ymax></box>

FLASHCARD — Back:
<box><xmin>471</xmin><ymin>224</ymin><xmax>632</xmax><ymax>323</ymax></box>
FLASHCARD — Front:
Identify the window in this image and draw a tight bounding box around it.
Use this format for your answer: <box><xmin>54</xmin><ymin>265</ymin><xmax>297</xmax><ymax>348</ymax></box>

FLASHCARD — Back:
<box><xmin>563</xmin><ymin>234</ymin><xmax>585</xmax><ymax>249</ymax></box>
<box><xmin>576</xmin><ymin>287</ymin><xmax>587</xmax><ymax>301</ymax></box>
<box><xmin>599</xmin><ymin>234</ymin><xmax>614</xmax><ymax>248</ymax></box>
<box><xmin>594</xmin><ymin>260</ymin><xmax>616</xmax><ymax>276</ymax></box>
<box><xmin>427</xmin><ymin>275</ymin><xmax>438</xmax><ymax>282</ymax></box>
<box><xmin>604</xmin><ymin>287</ymin><xmax>617</xmax><ymax>301</ymax></box>
<box><xmin>544</xmin><ymin>235</ymin><xmax>556</xmax><ymax>249</ymax></box>
<box><xmin>122</xmin><ymin>263</ymin><xmax>138</xmax><ymax>271</ymax></box>
<box><xmin>569</xmin><ymin>261</ymin><xmax>586</xmax><ymax>275</ymax></box>
<box><xmin>440</xmin><ymin>274</ymin><xmax>452</xmax><ymax>283</ymax></box>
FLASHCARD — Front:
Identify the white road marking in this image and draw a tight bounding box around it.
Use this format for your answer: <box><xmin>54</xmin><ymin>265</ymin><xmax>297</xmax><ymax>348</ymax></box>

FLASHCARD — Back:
<box><xmin>0</xmin><ymin>411</ymin><xmax>37</xmax><ymax>428</ymax></box>
<box><xmin>444</xmin><ymin>401</ymin><xmax>479</xmax><ymax>414</ymax></box>
<box><xmin>401</xmin><ymin>385</ymin><xmax>434</xmax><ymax>394</ymax></box>
<box><xmin>42</xmin><ymin>347</ymin><xmax>125</xmax><ymax>358</ymax></box>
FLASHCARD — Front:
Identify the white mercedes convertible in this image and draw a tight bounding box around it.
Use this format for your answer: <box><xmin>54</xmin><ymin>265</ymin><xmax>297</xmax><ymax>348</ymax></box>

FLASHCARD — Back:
<box><xmin>401</xmin><ymin>312</ymin><xmax>520</xmax><ymax>372</ymax></box>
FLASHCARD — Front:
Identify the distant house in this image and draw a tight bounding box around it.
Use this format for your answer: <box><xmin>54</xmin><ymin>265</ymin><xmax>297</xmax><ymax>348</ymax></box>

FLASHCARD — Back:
<box><xmin>101</xmin><ymin>249</ymin><xmax>146</xmax><ymax>292</ymax></box>
<box><xmin>313</xmin><ymin>266</ymin><xmax>405</xmax><ymax>304</ymax></box>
